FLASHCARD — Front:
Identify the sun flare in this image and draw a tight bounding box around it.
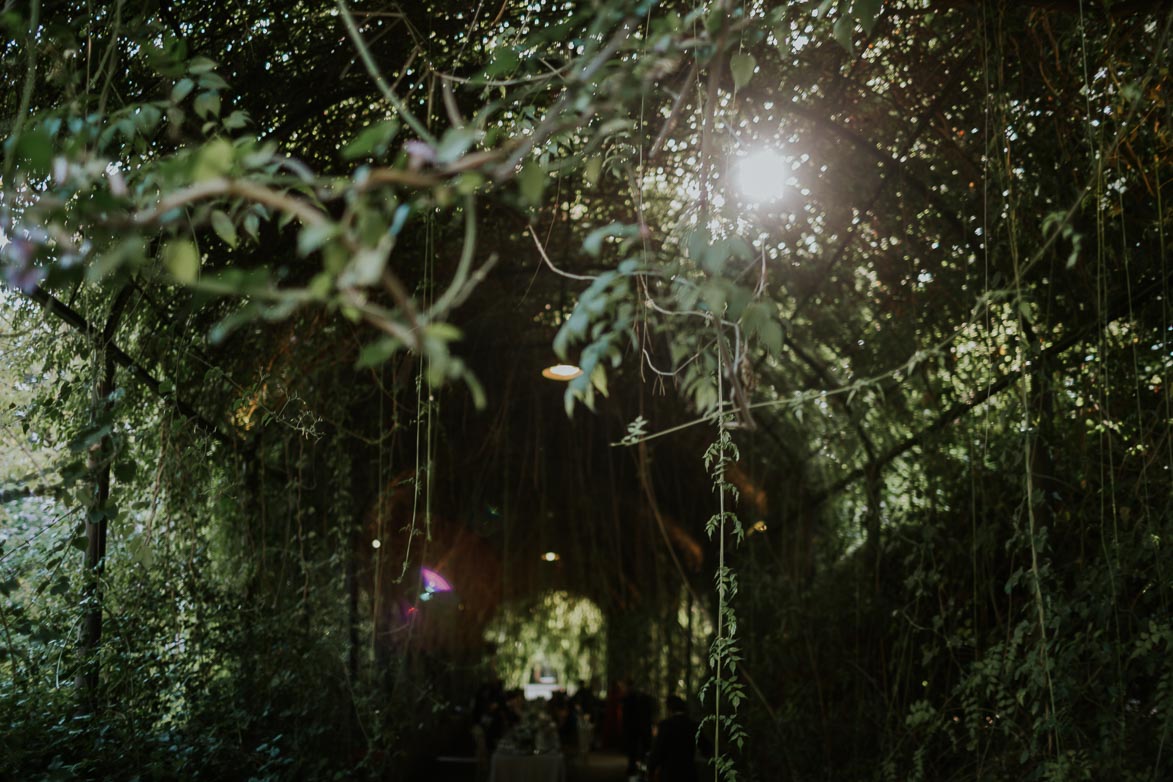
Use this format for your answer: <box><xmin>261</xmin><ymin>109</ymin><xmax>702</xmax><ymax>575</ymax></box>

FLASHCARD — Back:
<box><xmin>735</xmin><ymin>148</ymin><xmax>795</xmax><ymax>204</ymax></box>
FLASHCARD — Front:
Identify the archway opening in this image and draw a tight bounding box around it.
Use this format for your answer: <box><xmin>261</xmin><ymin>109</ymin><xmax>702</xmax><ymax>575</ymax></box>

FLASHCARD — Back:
<box><xmin>485</xmin><ymin>590</ymin><xmax>605</xmax><ymax>700</ymax></box>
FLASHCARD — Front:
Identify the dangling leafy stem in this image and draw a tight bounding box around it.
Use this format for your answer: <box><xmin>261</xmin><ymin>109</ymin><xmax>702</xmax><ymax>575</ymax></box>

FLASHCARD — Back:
<box><xmin>699</xmin><ymin>327</ymin><xmax>747</xmax><ymax>780</ymax></box>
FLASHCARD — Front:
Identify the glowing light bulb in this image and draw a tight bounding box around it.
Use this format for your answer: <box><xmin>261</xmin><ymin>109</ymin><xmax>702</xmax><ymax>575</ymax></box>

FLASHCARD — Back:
<box><xmin>541</xmin><ymin>364</ymin><xmax>583</xmax><ymax>381</ymax></box>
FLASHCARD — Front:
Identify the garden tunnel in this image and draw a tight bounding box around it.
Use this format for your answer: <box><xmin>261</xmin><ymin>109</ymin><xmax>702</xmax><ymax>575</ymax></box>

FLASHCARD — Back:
<box><xmin>344</xmin><ymin>309</ymin><xmax>768</xmax><ymax>697</ymax></box>
<box><xmin>1</xmin><ymin>2</ymin><xmax>1172</xmax><ymax>780</ymax></box>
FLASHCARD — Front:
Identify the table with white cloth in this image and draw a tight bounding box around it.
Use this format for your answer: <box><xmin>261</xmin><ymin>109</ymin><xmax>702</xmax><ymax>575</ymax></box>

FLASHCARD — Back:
<box><xmin>487</xmin><ymin>750</ymin><xmax>566</xmax><ymax>782</ymax></box>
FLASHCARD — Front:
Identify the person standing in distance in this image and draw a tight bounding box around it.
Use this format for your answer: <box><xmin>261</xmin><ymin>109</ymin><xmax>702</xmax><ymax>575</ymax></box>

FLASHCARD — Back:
<box><xmin>646</xmin><ymin>695</ymin><xmax>709</xmax><ymax>782</ymax></box>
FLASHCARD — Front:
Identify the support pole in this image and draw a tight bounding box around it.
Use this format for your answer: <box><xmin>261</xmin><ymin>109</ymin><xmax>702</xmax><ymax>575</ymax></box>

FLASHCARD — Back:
<box><xmin>76</xmin><ymin>285</ymin><xmax>133</xmax><ymax>711</ymax></box>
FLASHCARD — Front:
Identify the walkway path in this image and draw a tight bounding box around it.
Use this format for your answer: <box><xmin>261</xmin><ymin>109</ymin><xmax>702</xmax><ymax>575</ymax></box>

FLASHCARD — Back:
<box><xmin>569</xmin><ymin>750</ymin><xmax>629</xmax><ymax>782</ymax></box>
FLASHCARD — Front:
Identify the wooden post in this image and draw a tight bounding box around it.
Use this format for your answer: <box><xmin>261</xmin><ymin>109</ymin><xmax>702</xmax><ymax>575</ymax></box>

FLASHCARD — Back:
<box><xmin>684</xmin><ymin>586</ymin><xmax>694</xmax><ymax>699</ymax></box>
<box><xmin>76</xmin><ymin>285</ymin><xmax>133</xmax><ymax>711</ymax></box>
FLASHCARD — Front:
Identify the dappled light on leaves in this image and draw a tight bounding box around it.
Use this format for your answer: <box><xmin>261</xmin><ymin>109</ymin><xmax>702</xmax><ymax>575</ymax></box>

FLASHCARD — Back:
<box><xmin>485</xmin><ymin>591</ymin><xmax>605</xmax><ymax>690</ymax></box>
<box><xmin>0</xmin><ymin>0</ymin><xmax>1171</xmax><ymax>779</ymax></box>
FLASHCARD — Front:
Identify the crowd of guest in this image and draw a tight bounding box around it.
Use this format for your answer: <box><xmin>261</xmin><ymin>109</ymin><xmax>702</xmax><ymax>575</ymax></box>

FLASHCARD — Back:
<box><xmin>469</xmin><ymin>678</ymin><xmax>523</xmax><ymax>753</ymax></box>
<box><xmin>459</xmin><ymin>674</ymin><xmax>706</xmax><ymax>781</ymax></box>
<box><xmin>468</xmin><ymin>677</ymin><xmax>594</xmax><ymax>756</ymax></box>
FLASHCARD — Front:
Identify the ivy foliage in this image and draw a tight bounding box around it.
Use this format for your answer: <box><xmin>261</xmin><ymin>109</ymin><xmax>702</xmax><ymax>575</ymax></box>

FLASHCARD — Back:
<box><xmin>1</xmin><ymin>0</ymin><xmax>1171</xmax><ymax>780</ymax></box>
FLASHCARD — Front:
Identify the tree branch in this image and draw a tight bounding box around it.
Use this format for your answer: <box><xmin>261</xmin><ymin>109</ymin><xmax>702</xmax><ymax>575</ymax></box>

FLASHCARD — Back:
<box><xmin>809</xmin><ymin>270</ymin><xmax>1173</xmax><ymax>506</ymax></box>
<box><xmin>24</xmin><ymin>285</ymin><xmax>237</xmax><ymax>448</ymax></box>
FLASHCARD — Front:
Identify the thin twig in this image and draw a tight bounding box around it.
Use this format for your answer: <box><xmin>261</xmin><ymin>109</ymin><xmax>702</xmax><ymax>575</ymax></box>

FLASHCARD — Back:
<box><xmin>360</xmin><ymin>168</ymin><xmax>441</xmax><ymax>189</ymax></box>
<box><xmin>2</xmin><ymin>0</ymin><xmax>40</xmax><ymax>181</ymax></box>
<box><xmin>133</xmin><ymin>178</ymin><xmax>329</xmax><ymax>230</ymax></box>
<box><xmin>493</xmin><ymin>16</ymin><xmax>637</xmax><ymax>181</ymax></box>
<box><xmin>434</xmin><ymin>63</ymin><xmax>571</xmax><ymax>88</ymax></box>
<box><xmin>649</xmin><ymin>60</ymin><xmax>698</xmax><ymax>160</ymax></box>
<box><xmin>343</xmin><ymin>292</ymin><xmax>419</xmax><ymax>349</ymax></box>
<box><xmin>336</xmin><ymin>0</ymin><xmax>436</xmax><ymax>145</ymax></box>
<box><xmin>641</xmin><ymin>346</ymin><xmax>699</xmax><ymax>377</ymax></box>
<box><xmin>95</xmin><ymin>0</ymin><xmax>126</xmax><ymax>117</ymax></box>
<box><xmin>444</xmin><ymin>252</ymin><xmax>500</xmax><ymax>312</ymax></box>
<box><xmin>130</xmin><ymin>177</ymin><xmax>435</xmax><ymax>344</ymax></box>
<box><xmin>426</xmin><ymin>195</ymin><xmax>479</xmax><ymax>318</ymax></box>
<box><xmin>528</xmin><ymin>225</ymin><xmax>597</xmax><ymax>281</ymax></box>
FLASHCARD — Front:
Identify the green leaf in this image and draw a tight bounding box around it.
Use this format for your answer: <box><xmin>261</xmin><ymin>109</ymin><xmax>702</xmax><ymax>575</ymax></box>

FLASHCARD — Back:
<box><xmin>70</xmin><ymin>423</ymin><xmax>113</xmax><ymax>454</ymax></box>
<box><xmin>455</xmin><ymin>172</ymin><xmax>484</xmax><ymax>195</ymax></box>
<box><xmin>297</xmin><ymin>223</ymin><xmax>337</xmax><ymax>257</ymax></box>
<box><xmin>424</xmin><ymin>339</ymin><xmax>451</xmax><ymax>387</ymax></box>
<box><xmin>87</xmin><ymin>237</ymin><xmax>147</xmax><ymax>281</ymax></box>
<box><xmin>589</xmin><ymin>364</ymin><xmax>608</xmax><ymax>397</ymax></box>
<box><xmin>725</xmin><ymin>283</ymin><xmax>751</xmax><ymax>320</ymax></box>
<box><xmin>193</xmin><ymin>90</ymin><xmax>221</xmax><ymax>119</ymax></box>
<box><xmin>243</xmin><ymin>212</ymin><xmax>260</xmax><ymax>240</ymax></box>
<box><xmin>323</xmin><ymin>244</ymin><xmax>348</xmax><ymax>274</ymax></box>
<box><xmin>758</xmin><ymin>319</ymin><xmax>783</xmax><ymax>355</ymax></box>
<box><xmin>583</xmin><ymin>157</ymin><xmax>603</xmax><ymax>187</ymax></box>
<box><xmin>730</xmin><ymin>52</ymin><xmax>756</xmax><ymax>90</ymax></box>
<box><xmin>389</xmin><ymin>204</ymin><xmax>411</xmax><ymax>237</ymax></box>
<box><xmin>307</xmin><ymin>272</ymin><xmax>333</xmax><ymax>299</ymax></box>
<box><xmin>518</xmin><ymin>161</ymin><xmax>547</xmax><ymax>206</ymax></box>
<box><xmin>703</xmin><ymin>241</ymin><xmax>738</xmax><ymax>275</ymax></box>
<box><xmin>187</xmin><ymin>56</ymin><xmax>218</xmax><ymax>74</ymax></box>
<box><xmin>343</xmin><ymin>120</ymin><xmax>399</xmax><ymax>159</ymax></box>
<box><xmin>705</xmin><ymin>6</ymin><xmax>726</xmax><ymax>35</ymax></box>
<box><xmin>223</xmin><ymin>110</ymin><xmax>250</xmax><ymax>130</ymax></box>
<box><xmin>113</xmin><ymin>460</ymin><xmax>138</xmax><ymax>483</ymax></box>
<box><xmin>13</xmin><ymin>128</ymin><xmax>52</xmax><ymax>176</ymax></box>
<box><xmin>694</xmin><ymin>379</ymin><xmax>718</xmax><ymax>413</ymax></box>
<box><xmin>356</xmin><ymin>337</ymin><xmax>403</xmax><ymax>369</ymax></box>
<box><xmin>198</xmin><ymin>72</ymin><xmax>229</xmax><ymax>91</ymax></box>
<box><xmin>425</xmin><ymin>322</ymin><xmax>463</xmax><ymax>342</ymax></box>
<box><xmin>464</xmin><ymin>373</ymin><xmax>486</xmax><ymax>409</ymax></box>
<box><xmin>833</xmin><ymin>14</ymin><xmax>854</xmax><ymax>53</ymax></box>
<box><xmin>163</xmin><ymin>239</ymin><xmax>200</xmax><ymax>283</ymax></box>
<box><xmin>853</xmin><ymin>0</ymin><xmax>882</xmax><ymax>34</ymax></box>
<box><xmin>553</xmin><ymin>323</ymin><xmax>572</xmax><ymax>360</ymax></box>
<box><xmin>583</xmin><ymin>222</ymin><xmax>633</xmax><ymax>257</ymax></box>
<box><xmin>193</xmin><ymin>137</ymin><xmax>233</xmax><ymax>180</ymax></box>
<box><xmin>565</xmin><ymin>310</ymin><xmax>589</xmax><ymax>339</ymax></box>
<box><xmin>686</xmin><ymin>227</ymin><xmax>711</xmax><ymax>263</ymax></box>
<box><xmin>726</xmin><ymin>237</ymin><xmax>754</xmax><ymax>262</ymax></box>
<box><xmin>338</xmin><ymin>246</ymin><xmax>387</xmax><ymax>287</ymax></box>
<box><xmin>127</xmin><ymin>533</ymin><xmax>155</xmax><ymax>567</ymax></box>
<box><xmin>484</xmin><ymin>46</ymin><xmax>520</xmax><ymax>78</ymax></box>
<box><xmin>133</xmin><ymin>104</ymin><xmax>163</xmax><ymax>134</ymax></box>
<box><xmin>700</xmin><ymin>281</ymin><xmax>727</xmax><ymax>313</ymax></box>
<box><xmin>210</xmin><ymin>210</ymin><xmax>238</xmax><ymax>248</ymax></box>
<box><xmin>171</xmin><ymin>77</ymin><xmax>195</xmax><ymax>103</ymax></box>
<box><xmin>434</xmin><ymin>127</ymin><xmax>480</xmax><ymax>165</ymax></box>
<box><xmin>208</xmin><ymin>299</ymin><xmax>269</xmax><ymax>343</ymax></box>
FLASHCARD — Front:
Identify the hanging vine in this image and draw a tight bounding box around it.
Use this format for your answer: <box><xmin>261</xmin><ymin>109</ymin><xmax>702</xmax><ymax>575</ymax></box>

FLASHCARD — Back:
<box><xmin>698</xmin><ymin>337</ymin><xmax>747</xmax><ymax>781</ymax></box>
<box><xmin>2</xmin><ymin>1</ymin><xmax>1172</xmax><ymax>780</ymax></box>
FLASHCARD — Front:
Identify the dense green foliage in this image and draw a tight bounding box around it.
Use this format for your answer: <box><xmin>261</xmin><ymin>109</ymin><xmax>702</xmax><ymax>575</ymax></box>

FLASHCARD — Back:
<box><xmin>1</xmin><ymin>0</ymin><xmax>1171</xmax><ymax>780</ymax></box>
<box><xmin>485</xmin><ymin>590</ymin><xmax>605</xmax><ymax>689</ymax></box>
